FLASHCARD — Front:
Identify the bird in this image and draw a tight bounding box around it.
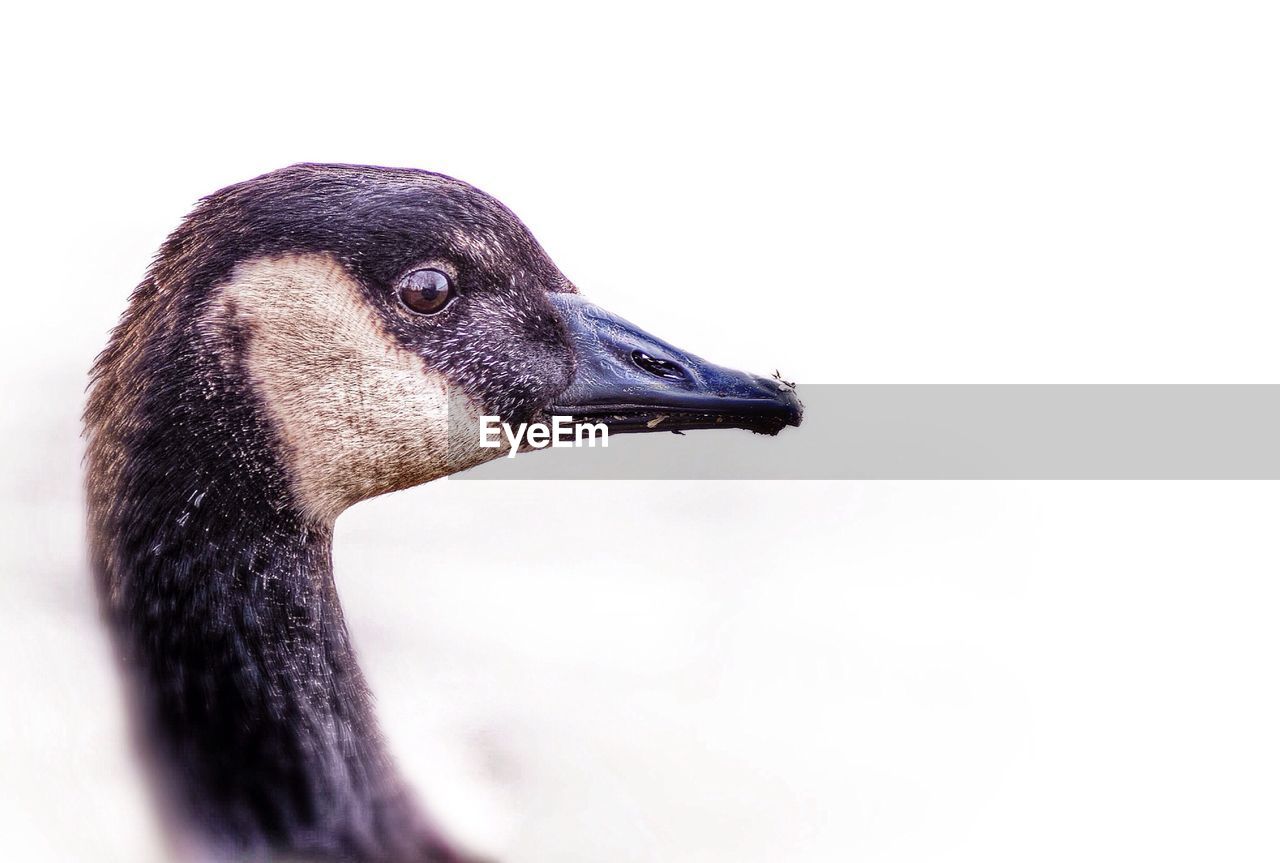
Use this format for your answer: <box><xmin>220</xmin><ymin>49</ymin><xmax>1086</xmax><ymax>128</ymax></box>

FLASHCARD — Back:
<box><xmin>84</xmin><ymin>163</ymin><xmax>802</xmax><ymax>862</ymax></box>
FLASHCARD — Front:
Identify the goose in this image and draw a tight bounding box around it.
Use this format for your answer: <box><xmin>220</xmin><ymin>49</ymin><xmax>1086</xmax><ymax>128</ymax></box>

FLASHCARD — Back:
<box><xmin>84</xmin><ymin>163</ymin><xmax>803</xmax><ymax>862</ymax></box>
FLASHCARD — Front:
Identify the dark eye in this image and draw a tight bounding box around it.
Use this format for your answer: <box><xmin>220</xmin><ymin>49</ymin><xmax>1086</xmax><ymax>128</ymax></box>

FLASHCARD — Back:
<box><xmin>397</xmin><ymin>269</ymin><xmax>453</xmax><ymax>315</ymax></box>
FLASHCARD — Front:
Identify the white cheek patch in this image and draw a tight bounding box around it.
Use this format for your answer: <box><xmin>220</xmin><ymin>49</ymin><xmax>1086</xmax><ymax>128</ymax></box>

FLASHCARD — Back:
<box><xmin>204</xmin><ymin>253</ymin><xmax>499</xmax><ymax>523</ymax></box>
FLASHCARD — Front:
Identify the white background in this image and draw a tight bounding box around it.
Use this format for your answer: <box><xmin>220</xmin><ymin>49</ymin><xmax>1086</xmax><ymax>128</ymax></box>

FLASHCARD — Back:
<box><xmin>2</xmin><ymin>2</ymin><xmax>1279</xmax><ymax>861</ymax></box>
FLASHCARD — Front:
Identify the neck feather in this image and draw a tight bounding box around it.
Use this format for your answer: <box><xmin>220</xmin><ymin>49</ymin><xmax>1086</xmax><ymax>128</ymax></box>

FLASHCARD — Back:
<box><xmin>86</xmin><ymin>293</ymin><xmax>456</xmax><ymax>861</ymax></box>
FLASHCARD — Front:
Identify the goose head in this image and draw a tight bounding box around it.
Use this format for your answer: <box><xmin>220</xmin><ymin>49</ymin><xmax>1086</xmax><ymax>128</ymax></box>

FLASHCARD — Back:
<box><xmin>169</xmin><ymin>163</ymin><xmax>799</xmax><ymax>521</ymax></box>
<box><xmin>85</xmin><ymin>163</ymin><xmax>801</xmax><ymax>862</ymax></box>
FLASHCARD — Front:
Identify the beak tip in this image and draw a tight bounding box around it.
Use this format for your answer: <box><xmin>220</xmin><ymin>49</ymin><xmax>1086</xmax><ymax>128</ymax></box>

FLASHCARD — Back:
<box><xmin>756</xmin><ymin>375</ymin><xmax>804</xmax><ymax>432</ymax></box>
<box><xmin>786</xmin><ymin>398</ymin><xmax>804</xmax><ymax>429</ymax></box>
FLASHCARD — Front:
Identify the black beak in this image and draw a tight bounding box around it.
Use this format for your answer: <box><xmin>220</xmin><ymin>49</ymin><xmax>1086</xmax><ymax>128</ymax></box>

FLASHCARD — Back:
<box><xmin>547</xmin><ymin>293</ymin><xmax>803</xmax><ymax>436</ymax></box>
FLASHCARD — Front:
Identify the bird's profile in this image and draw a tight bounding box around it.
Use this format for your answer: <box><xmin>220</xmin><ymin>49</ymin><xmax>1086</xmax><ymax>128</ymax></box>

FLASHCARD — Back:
<box><xmin>84</xmin><ymin>164</ymin><xmax>802</xmax><ymax>862</ymax></box>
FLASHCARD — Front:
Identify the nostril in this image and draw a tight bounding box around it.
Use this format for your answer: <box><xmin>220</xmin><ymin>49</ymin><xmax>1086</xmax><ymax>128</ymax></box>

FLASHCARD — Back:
<box><xmin>632</xmin><ymin>350</ymin><xmax>687</xmax><ymax>381</ymax></box>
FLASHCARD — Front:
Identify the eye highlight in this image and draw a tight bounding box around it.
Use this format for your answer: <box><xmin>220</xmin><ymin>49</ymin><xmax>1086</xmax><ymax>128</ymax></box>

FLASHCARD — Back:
<box><xmin>397</xmin><ymin>268</ymin><xmax>454</xmax><ymax>315</ymax></box>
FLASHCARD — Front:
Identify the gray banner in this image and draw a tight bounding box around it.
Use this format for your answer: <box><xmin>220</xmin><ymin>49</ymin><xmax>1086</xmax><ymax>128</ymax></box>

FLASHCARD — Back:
<box><xmin>454</xmin><ymin>385</ymin><xmax>1280</xmax><ymax>480</ymax></box>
